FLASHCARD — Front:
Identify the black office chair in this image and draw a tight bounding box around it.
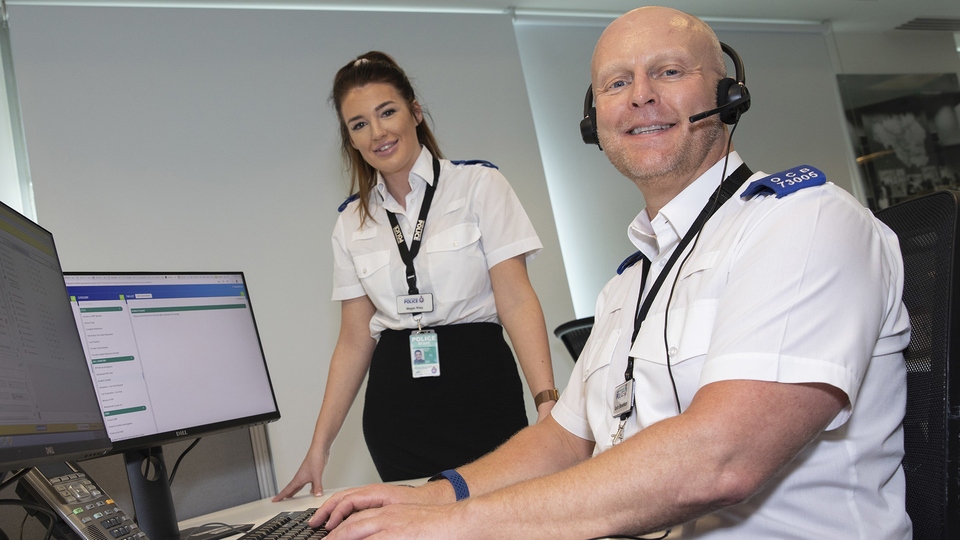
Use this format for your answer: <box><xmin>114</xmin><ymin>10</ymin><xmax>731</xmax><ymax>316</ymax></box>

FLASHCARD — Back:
<box><xmin>875</xmin><ymin>189</ymin><xmax>960</xmax><ymax>540</ymax></box>
<box><xmin>553</xmin><ymin>317</ymin><xmax>595</xmax><ymax>362</ymax></box>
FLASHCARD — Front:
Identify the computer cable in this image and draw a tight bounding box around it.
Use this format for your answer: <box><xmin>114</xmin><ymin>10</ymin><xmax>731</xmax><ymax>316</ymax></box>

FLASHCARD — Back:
<box><xmin>0</xmin><ymin>499</ymin><xmax>56</xmax><ymax>540</ymax></box>
<box><xmin>0</xmin><ymin>469</ymin><xmax>29</xmax><ymax>492</ymax></box>
<box><xmin>168</xmin><ymin>437</ymin><xmax>202</xmax><ymax>485</ymax></box>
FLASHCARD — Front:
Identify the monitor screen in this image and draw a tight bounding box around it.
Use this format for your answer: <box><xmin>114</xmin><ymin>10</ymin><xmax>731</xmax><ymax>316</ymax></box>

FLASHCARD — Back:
<box><xmin>62</xmin><ymin>272</ymin><xmax>280</xmax><ymax>450</ymax></box>
<box><xmin>63</xmin><ymin>271</ymin><xmax>280</xmax><ymax>540</ymax></box>
<box><xmin>0</xmin><ymin>202</ymin><xmax>111</xmax><ymax>472</ymax></box>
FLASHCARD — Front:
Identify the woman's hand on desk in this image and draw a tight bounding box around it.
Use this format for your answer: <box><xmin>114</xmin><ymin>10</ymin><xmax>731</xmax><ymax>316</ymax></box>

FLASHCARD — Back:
<box><xmin>311</xmin><ymin>482</ymin><xmax>450</xmax><ymax>530</ymax></box>
<box><xmin>273</xmin><ymin>446</ymin><xmax>330</xmax><ymax>500</ymax></box>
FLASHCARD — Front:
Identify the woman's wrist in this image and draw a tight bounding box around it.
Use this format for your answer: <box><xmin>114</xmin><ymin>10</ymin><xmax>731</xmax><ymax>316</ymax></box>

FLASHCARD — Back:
<box><xmin>533</xmin><ymin>388</ymin><xmax>559</xmax><ymax>408</ymax></box>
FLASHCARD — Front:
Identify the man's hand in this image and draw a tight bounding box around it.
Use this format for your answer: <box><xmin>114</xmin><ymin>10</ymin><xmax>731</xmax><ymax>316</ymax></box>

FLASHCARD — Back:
<box><xmin>310</xmin><ymin>482</ymin><xmax>451</xmax><ymax>530</ymax></box>
<box><xmin>324</xmin><ymin>503</ymin><xmax>466</xmax><ymax>540</ymax></box>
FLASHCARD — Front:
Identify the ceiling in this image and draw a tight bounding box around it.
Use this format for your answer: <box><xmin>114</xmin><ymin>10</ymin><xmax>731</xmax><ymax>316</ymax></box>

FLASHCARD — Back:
<box><xmin>4</xmin><ymin>0</ymin><xmax>960</xmax><ymax>34</ymax></box>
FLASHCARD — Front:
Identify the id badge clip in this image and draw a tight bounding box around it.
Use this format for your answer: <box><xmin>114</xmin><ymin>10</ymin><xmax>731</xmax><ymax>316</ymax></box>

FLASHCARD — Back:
<box><xmin>612</xmin><ymin>379</ymin><xmax>635</xmax><ymax>418</ymax></box>
<box><xmin>397</xmin><ymin>293</ymin><xmax>434</xmax><ymax>314</ymax></box>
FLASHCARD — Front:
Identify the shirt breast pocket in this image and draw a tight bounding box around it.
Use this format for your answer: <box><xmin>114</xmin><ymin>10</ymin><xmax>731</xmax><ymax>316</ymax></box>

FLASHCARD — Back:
<box><xmin>581</xmin><ymin>326</ymin><xmax>621</xmax><ymax>384</ymax></box>
<box><xmin>632</xmin><ymin>251</ymin><xmax>719</xmax><ymax>370</ymax></box>
<box><xmin>352</xmin><ymin>249</ymin><xmax>392</xmax><ymax>294</ymax></box>
<box><xmin>424</xmin><ymin>222</ymin><xmax>486</xmax><ymax>301</ymax></box>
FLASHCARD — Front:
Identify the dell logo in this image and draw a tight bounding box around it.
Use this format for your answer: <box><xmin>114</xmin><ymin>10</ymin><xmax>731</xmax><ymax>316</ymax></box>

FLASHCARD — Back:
<box><xmin>45</xmin><ymin>446</ymin><xmax>55</xmax><ymax>455</ymax></box>
<box><xmin>176</xmin><ymin>430</ymin><xmax>188</xmax><ymax>437</ymax></box>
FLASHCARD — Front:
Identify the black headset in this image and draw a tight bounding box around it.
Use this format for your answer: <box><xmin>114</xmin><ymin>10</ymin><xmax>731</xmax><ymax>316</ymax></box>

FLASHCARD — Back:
<box><xmin>579</xmin><ymin>42</ymin><xmax>751</xmax><ymax>149</ymax></box>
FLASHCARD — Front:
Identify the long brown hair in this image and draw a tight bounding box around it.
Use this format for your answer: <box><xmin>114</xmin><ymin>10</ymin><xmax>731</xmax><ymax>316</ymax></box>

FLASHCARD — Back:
<box><xmin>331</xmin><ymin>51</ymin><xmax>443</xmax><ymax>225</ymax></box>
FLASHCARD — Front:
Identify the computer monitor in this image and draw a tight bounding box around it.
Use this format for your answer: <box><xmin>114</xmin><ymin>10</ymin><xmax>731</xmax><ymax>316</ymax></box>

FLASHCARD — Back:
<box><xmin>0</xmin><ymin>202</ymin><xmax>111</xmax><ymax>472</ymax></box>
<box><xmin>63</xmin><ymin>272</ymin><xmax>280</xmax><ymax>540</ymax></box>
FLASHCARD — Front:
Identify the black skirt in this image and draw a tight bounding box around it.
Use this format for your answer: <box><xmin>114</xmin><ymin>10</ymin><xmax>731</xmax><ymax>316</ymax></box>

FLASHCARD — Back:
<box><xmin>362</xmin><ymin>322</ymin><xmax>528</xmax><ymax>481</ymax></box>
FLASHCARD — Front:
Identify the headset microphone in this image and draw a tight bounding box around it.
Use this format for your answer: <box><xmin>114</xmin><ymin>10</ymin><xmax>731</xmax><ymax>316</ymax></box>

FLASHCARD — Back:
<box><xmin>688</xmin><ymin>92</ymin><xmax>750</xmax><ymax>124</ymax></box>
<box><xmin>580</xmin><ymin>42</ymin><xmax>751</xmax><ymax>148</ymax></box>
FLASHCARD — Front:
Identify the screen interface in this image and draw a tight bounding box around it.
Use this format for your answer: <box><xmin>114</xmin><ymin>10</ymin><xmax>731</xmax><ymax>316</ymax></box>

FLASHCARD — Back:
<box><xmin>63</xmin><ymin>273</ymin><xmax>277</xmax><ymax>443</ymax></box>
<box><xmin>0</xmin><ymin>204</ymin><xmax>107</xmax><ymax>462</ymax></box>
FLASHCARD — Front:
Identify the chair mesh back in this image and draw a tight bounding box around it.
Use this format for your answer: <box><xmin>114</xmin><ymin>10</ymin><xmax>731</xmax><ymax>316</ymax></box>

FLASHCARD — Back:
<box><xmin>875</xmin><ymin>190</ymin><xmax>960</xmax><ymax>540</ymax></box>
<box><xmin>553</xmin><ymin>317</ymin><xmax>595</xmax><ymax>362</ymax></box>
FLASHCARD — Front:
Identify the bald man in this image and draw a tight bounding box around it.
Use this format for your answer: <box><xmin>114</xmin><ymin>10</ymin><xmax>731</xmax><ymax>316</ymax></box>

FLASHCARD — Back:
<box><xmin>310</xmin><ymin>7</ymin><xmax>911</xmax><ymax>539</ymax></box>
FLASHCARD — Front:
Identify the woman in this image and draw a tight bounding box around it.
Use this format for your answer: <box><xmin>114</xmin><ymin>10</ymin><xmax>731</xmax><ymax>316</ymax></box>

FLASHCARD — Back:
<box><xmin>274</xmin><ymin>51</ymin><xmax>556</xmax><ymax>498</ymax></box>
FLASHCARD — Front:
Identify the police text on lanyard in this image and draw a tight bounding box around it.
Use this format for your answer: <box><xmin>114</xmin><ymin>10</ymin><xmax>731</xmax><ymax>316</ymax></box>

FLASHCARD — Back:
<box><xmin>386</xmin><ymin>156</ymin><xmax>441</xmax><ymax>322</ymax></box>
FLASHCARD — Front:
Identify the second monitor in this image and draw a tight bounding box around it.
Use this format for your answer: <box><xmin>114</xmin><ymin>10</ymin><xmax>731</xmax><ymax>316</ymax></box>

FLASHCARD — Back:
<box><xmin>63</xmin><ymin>272</ymin><xmax>280</xmax><ymax>540</ymax></box>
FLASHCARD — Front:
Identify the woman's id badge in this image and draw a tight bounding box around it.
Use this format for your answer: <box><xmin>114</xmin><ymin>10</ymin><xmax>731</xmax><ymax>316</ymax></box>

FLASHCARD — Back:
<box><xmin>397</xmin><ymin>293</ymin><xmax>434</xmax><ymax>314</ymax></box>
<box><xmin>409</xmin><ymin>330</ymin><xmax>440</xmax><ymax>378</ymax></box>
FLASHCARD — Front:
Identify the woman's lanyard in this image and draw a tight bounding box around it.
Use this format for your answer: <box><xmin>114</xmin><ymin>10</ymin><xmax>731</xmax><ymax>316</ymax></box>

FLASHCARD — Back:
<box><xmin>611</xmin><ymin>163</ymin><xmax>753</xmax><ymax>445</ymax></box>
<box><xmin>385</xmin><ymin>156</ymin><xmax>441</xmax><ymax>319</ymax></box>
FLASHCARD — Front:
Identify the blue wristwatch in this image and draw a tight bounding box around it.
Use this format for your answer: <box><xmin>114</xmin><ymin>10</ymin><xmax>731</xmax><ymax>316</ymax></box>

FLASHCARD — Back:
<box><xmin>428</xmin><ymin>469</ymin><xmax>470</xmax><ymax>501</ymax></box>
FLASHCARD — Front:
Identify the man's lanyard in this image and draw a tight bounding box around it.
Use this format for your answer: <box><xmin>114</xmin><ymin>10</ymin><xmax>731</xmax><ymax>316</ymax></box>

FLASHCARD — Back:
<box><xmin>385</xmin><ymin>156</ymin><xmax>441</xmax><ymax>295</ymax></box>
<box><xmin>614</xmin><ymin>163</ymin><xmax>753</xmax><ymax>429</ymax></box>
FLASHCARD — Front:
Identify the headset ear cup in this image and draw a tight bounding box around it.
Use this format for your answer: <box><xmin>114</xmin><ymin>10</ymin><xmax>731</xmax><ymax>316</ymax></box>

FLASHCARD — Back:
<box><xmin>580</xmin><ymin>84</ymin><xmax>601</xmax><ymax>149</ymax></box>
<box><xmin>715</xmin><ymin>77</ymin><xmax>737</xmax><ymax>125</ymax></box>
<box><xmin>580</xmin><ymin>110</ymin><xmax>599</xmax><ymax>147</ymax></box>
<box><xmin>715</xmin><ymin>76</ymin><xmax>750</xmax><ymax>125</ymax></box>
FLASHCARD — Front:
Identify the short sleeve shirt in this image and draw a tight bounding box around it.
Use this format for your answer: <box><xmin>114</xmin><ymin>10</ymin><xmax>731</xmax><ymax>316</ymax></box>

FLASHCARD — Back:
<box><xmin>551</xmin><ymin>152</ymin><xmax>912</xmax><ymax>539</ymax></box>
<box><xmin>331</xmin><ymin>147</ymin><xmax>542</xmax><ymax>339</ymax></box>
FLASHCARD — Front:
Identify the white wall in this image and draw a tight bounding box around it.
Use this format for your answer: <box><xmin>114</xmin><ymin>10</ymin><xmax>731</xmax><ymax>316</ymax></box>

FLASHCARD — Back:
<box><xmin>7</xmin><ymin>5</ymin><xmax>575</xmax><ymax>493</ymax></box>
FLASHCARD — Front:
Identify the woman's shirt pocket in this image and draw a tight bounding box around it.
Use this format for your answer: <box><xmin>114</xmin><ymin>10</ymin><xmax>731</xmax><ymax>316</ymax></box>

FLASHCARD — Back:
<box><xmin>424</xmin><ymin>222</ymin><xmax>487</xmax><ymax>301</ymax></box>
<box><xmin>352</xmin><ymin>249</ymin><xmax>392</xmax><ymax>295</ymax></box>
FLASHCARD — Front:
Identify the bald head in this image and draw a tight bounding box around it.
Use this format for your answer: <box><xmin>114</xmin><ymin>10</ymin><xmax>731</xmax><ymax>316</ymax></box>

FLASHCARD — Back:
<box><xmin>588</xmin><ymin>6</ymin><xmax>731</xmax><ymax>212</ymax></box>
<box><xmin>593</xmin><ymin>7</ymin><xmax>725</xmax><ymax>86</ymax></box>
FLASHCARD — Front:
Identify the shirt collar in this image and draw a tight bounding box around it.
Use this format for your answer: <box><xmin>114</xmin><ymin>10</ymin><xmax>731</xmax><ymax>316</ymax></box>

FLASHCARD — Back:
<box><xmin>374</xmin><ymin>146</ymin><xmax>434</xmax><ymax>211</ymax></box>
<box><xmin>628</xmin><ymin>151</ymin><xmax>744</xmax><ymax>260</ymax></box>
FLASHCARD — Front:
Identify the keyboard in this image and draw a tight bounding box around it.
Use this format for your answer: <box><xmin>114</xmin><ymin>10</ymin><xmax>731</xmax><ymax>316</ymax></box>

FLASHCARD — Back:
<box><xmin>236</xmin><ymin>509</ymin><xmax>328</xmax><ymax>539</ymax></box>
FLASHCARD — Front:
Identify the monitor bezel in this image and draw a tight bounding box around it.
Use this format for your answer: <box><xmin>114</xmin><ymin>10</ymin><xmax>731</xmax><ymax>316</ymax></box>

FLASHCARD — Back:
<box><xmin>62</xmin><ymin>270</ymin><xmax>281</xmax><ymax>455</ymax></box>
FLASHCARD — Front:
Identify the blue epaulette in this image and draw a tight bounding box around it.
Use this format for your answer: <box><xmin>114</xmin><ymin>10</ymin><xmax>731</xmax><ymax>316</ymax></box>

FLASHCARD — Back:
<box><xmin>338</xmin><ymin>193</ymin><xmax>359</xmax><ymax>213</ymax></box>
<box><xmin>617</xmin><ymin>250</ymin><xmax>646</xmax><ymax>275</ymax></box>
<box><xmin>451</xmin><ymin>159</ymin><xmax>499</xmax><ymax>170</ymax></box>
<box><xmin>741</xmin><ymin>165</ymin><xmax>826</xmax><ymax>199</ymax></box>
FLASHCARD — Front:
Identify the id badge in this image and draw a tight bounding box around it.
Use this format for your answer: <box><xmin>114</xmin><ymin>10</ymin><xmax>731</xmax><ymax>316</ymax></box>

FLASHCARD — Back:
<box><xmin>612</xmin><ymin>379</ymin><xmax>635</xmax><ymax>417</ymax></box>
<box><xmin>397</xmin><ymin>293</ymin><xmax>434</xmax><ymax>314</ymax></box>
<box><xmin>409</xmin><ymin>330</ymin><xmax>440</xmax><ymax>378</ymax></box>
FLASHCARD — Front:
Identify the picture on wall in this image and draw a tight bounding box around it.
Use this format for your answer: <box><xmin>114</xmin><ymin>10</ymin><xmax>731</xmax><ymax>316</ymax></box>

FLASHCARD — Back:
<box><xmin>838</xmin><ymin>73</ymin><xmax>960</xmax><ymax>211</ymax></box>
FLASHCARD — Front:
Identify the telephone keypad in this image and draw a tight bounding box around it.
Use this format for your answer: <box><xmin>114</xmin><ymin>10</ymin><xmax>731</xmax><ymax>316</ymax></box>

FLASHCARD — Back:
<box><xmin>18</xmin><ymin>463</ymin><xmax>151</xmax><ymax>540</ymax></box>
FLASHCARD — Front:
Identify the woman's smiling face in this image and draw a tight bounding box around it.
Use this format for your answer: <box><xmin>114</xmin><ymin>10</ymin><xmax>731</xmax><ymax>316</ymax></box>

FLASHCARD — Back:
<box><xmin>341</xmin><ymin>83</ymin><xmax>423</xmax><ymax>186</ymax></box>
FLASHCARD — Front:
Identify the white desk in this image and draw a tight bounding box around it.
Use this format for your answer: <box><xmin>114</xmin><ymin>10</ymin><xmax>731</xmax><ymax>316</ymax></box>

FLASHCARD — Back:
<box><xmin>179</xmin><ymin>485</ymin><xmax>678</xmax><ymax>539</ymax></box>
<box><xmin>179</xmin><ymin>493</ymin><xmax>328</xmax><ymax>535</ymax></box>
<box><xmin>179</xmin><ymin>482</ymin><xmax>427</xmax><ymax>537</ymax></box>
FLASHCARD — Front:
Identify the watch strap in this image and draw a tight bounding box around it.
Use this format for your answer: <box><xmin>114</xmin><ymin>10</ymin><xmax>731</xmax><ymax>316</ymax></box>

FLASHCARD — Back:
<box><xmin>534</xmin><ymin>388</ymin><xmax>560</xmax><ymax>408</ymax></box>
<box><xmin>428</xmin><ymin>469</ymin><xmax>470</xmax><ymax>501</ymax></box>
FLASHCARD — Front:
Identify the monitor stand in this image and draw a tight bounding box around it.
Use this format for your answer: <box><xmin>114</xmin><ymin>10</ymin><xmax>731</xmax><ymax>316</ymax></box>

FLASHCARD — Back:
<box><xmin>124</xmin><ymin>446</ymin><xmax>250</xmax><ymax>540</ymax></box>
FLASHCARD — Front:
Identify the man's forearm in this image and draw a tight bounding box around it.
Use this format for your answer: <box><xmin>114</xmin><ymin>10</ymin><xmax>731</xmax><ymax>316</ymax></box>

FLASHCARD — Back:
<box><xmin>452</xmin><ymin>416</ymin><xmax>593</xmax><ymax>500</ymax></box>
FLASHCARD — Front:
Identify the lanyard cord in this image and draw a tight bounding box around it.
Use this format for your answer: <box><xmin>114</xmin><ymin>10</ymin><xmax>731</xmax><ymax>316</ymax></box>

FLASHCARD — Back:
<box><xmin>620</xmin><ymin>161</ymin><xmax>753</xmax><ymax>421</ymax></box>
<box><xmin>385</xmin><ymin>156</ymin><xmax>441</xmax><ymax>295</ymax></box>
